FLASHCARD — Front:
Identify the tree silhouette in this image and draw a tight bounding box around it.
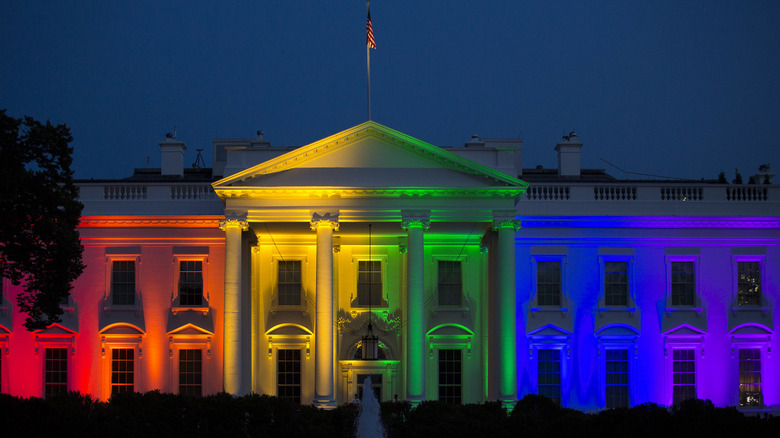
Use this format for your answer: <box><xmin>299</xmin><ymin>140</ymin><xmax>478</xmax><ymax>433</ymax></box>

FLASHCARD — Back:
<box><xmin>0</xmin><ymin>110</ymin><xmax>84</xmax><ymax>330</ymax></box>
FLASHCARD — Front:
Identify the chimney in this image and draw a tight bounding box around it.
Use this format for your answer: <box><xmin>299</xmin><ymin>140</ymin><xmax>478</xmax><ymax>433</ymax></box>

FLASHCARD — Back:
<box><xmin>555</xmin><ymin>132</ymin><xmax>583</xmax><ymax>177</ymax></box>
<box><xmin>160</xmin><ymin>132</ymin><xmax>187</xmax><ymax>177</ymax></box>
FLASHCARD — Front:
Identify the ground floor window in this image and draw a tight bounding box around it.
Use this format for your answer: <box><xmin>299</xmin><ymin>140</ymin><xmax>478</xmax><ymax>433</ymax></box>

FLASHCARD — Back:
<box><xmin>605</xmin><ymin>349</ymin><xmax>629</xmax><ymax>408</ymax></box>
<box><xmin>672</xmin><ymin>349</ymin><xmax>696</xmax><ymax>405</ymax></box>
<box><xmin>739</xmin><ymin>348</ymin><xmax>762</xmax><ymax>407</ymax></box>
<box><xmin>44</xmin><ymin>348</ymin><xmax>68</xmax><ymax>398</ymax></box>
<box><xmin>538</xmin><ymin>349</ymin><xmax>561</xmax><ymax>405</ymax></box>
<box><xmin>438</xmin><ymin>349</ymin><xmax>462</xmax><ymax>404</ymax></box>
<box><xmin>111</xmin><ymin>348</ymin><xmax>134</xmax><ymax>395</ymax></box>
<box><xmin>277</xmin><ymin>349</ymin><xmax>301</xmax><ymax>404</ymax></box>
<box><xmin>179</xmin><ymin>349</ymin><xmax>202</xmax><ymax>396</ymax></box>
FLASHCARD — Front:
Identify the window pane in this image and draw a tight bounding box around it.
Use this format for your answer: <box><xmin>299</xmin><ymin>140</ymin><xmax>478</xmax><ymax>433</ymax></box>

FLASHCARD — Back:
<box><xmin>179</xmin><ymin>261</ymin><xmax>203</xmax><ymax>306</ymax></box>
<box><xmin>538</xmin><ymin>349</ymin><xmax>561</xmax><ymax>405</ymax></box>
<box><xmin>44</xmin><ymin>348</ymin><xmax>68</xmax><ymax>398</ymax></box>
<box><xmin>604</xmin><ymin>261</ymin><xmax>628</xmax><ymax>306</ymax></box>
<box><xmin>278</xmin><ymin>260</ymin><xmax>302</xmax><ymax>306</ymax></box>
<box><xmin>357</xmin><ymin>261</ymin><xmax>382</xmax><ymax>306</ymax></box>
<box><xmin>605</xmin><ymin>349</ymin><xmax>629</xmax><ymax>408</ymax></box>
<box><xmin>737</xmin><ymin>262</ymin><xmax>761</xmax><ymax>306</ymax></box>
<box><xmin>739</xmin><ymin>348</ymin><xmax>762</xmax><ymax>407</ymax></box>
<box><xmin>179</xmin><ymin>349</ymin><xmax>202</xmax><ymax>396</ymax></box>
<box><xmin>537</xmin><ymin>261</ymin><xmax>561</xmax><ymax>306</ymax></box>
<box><xmin>112</xmin><ymin>260</ymin><xmax>135</xmax><ymax>305</ymax></box>
<box><xmin>111</xmin><ymin>348</ymin><xmax>134</xmax><ymax>395</ymax></box>
<box><xmin>438</xmin><ymin>349</ymin><xmax>462</xmax><ymax>404</ymax></box>
<box><xmin>671</xmin><ymin>262</ymin><xmax>695</xmax><ymax>306</ymax></box>
<box><xmin>438</xmin><ymin>261</ymin><xmax>462</xmax><ymax>306</ymax></box>
<box><xmin>672</xmin><ymin>348</ymin><xmax>695</xmax><ymax>405</ymax></box>
<box><xmin>278</xmin><ymin>349</ymin><xmax>301</xmax><ymax>404</ymax></box>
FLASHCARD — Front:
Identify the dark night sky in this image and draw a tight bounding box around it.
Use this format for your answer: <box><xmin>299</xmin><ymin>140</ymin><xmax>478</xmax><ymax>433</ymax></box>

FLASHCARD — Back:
<box><xmin>2</xmin><ymin>1</ymin><xmax>779</xmax><ymax>181</ymax></box>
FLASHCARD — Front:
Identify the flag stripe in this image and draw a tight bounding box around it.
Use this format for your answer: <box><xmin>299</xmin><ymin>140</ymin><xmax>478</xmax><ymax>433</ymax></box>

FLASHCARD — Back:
<box><xmin>366</xmin><ymin>9</ymin><xmax>376</xmax><ymax>49</ymax></box>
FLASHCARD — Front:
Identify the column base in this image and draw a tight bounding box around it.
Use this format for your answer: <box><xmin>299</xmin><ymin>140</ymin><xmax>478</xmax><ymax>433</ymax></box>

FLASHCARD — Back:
<box><xmin>313</xmin><ymin>399</ymin><xmax>338</xmax><ymax>410</ymax></box>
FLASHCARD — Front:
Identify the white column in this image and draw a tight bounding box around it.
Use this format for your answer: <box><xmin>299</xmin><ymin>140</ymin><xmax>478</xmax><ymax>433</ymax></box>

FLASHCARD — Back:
<box><xmin>494</xmin><ymin>216</ymin><xmax>519</xmax><ymax>405</ymax></box>
<box><xmin>403</xmin><ymin>213</ymin><xmax>429</xmax><ymax>403</ymax></box>
<box><xmin>312</xmin><ymin>213</ymin><xmax>339</xmax><ymax>408</ymax></box>
<box><xmin>220</xmin><ymin>215</ymin><xmax>248</xmax><ymax>395</ymax></box>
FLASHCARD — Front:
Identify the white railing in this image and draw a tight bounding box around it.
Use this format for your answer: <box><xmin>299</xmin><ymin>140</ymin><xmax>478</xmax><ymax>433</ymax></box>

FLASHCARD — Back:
<box><xmin>104</xmin><ymin>185</ymin><xmax>147</xmax><ymax>200</ymax></box>
<box><xmin>170</xmin><ymin>185</ymin><xmax>216</xmax><ymax>200</ymax></box>
<box><xmin>522</xmin><ymin>183</ymin><xmax>775</xmax><ymax>203</ymax></box>
<box><xmin>525</xmin><ymin>185</ymin><xmax>570</xmax><ymax>200</ymax></box>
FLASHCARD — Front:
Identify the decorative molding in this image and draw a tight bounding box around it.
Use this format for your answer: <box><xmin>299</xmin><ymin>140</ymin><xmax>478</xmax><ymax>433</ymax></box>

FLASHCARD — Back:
<box><xmin>519</xmin><ymin>216</ymin><xmax>780</xmax><ymax>230</ymax></box>
<box><xmin>310</xmin><ymin>212</ymin><xmax>340</xmax><ymax>231</ymax></box>
<box><xmin>401</xmin><ymin>211</ymin><xmax>431</xmax><ymax>230</ymax></box>
<box><xmin>219</xmin><ymin>213</ymin><xmax>249</xmax><ymax>231</ymax></box>
<box><xmin>80</xmin><ymin>215</ymin><xmax>223</xmax><ymax>228</ymax></box>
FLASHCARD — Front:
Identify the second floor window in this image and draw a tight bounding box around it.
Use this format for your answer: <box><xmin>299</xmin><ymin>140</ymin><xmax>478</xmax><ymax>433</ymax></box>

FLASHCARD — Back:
<box><xmin>537</xmin><ymin>261</ymin><xmax>561</xmax><ymax>306</ymax></box>
<box><xmin>179</xmin><ymin>261</ymin><xmax>203</xmax><ymax>306</ymax></box>
<box><xmin>737</xmin><ymin>261</ymin><xmax>761</xmax><ymax>306</ymax></box>
<box><xmin>357</xmin><ymin>260</ymin><xmax>381</xmax><ymax>306</ymax></box>
<box><xmin>671</xmin><ymin>261</ymin><xmax>695</xmax><ymax>306</ymax></box>
<box><xmin>111</xmin><ymin>260</ymin><xmax>135</xmax><ymax>305</ymax></box>
<box><xmin>278</xmin><ymin>261</ymin><xmax>302</xmax><ymax>306</ymax></box>
<box><xmin>438</xmin><ymin>261</ymin><xmax>462</xmax><ymax>306</ymax></box>
<box><xmin>604</xmin><ymin>261</ymin><xmax>628</xmax><ymax>306</ymax></box>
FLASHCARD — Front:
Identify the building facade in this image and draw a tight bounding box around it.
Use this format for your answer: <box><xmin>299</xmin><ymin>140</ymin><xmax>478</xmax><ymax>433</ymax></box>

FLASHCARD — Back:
<box><xmin>1</xmin><ymin>121</ymin><xmax>778</xmax><ymax>411</ymax></box>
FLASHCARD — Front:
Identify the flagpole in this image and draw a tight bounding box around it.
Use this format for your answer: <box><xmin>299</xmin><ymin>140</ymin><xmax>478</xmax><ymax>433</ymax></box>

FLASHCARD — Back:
<box><xmin>366</xmin><ymin>1</ymin><xmax>372</xmax><ymax>121</ymax></box>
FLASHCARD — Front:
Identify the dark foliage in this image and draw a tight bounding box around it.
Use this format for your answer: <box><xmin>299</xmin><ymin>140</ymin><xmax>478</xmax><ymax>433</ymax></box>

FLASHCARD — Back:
<box><xmin>0</xmin><ymin>392</ymin><xmax>778</xmax><ymax>438</ymax></box>
<box><xmin>0</xmin><ymin>109</ymin><xmax>84</xmax><ymax>330</ymax></box>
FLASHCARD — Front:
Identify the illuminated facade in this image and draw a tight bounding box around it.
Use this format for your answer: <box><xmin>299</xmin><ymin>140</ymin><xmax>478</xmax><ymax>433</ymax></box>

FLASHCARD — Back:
<box><xmin>1</xmin><ymin>121</ymin><xmax>778</xmax><ymax>412</ymax></box>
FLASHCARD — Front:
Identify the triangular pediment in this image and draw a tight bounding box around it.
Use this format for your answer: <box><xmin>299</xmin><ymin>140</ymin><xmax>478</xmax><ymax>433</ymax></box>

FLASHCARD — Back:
<box><xmin>167</xmin><ymin>323</ymin><xmax>213</xmax><ymax>336</ymax></box>
<box><xmin>213</xmin><ymin>121</ymin><xmax>527</xmax><ymax>195</ymax></box>
<box><xmin>528</xmin><ymin>324</ymin><xmax>573</xmax><ymax>337</ymax></box>
<box><xmin>663</xmin><ymin>323</ymin><xmax>706</xmax><ymax>336</ymax></box>
<box><xmin>34</xmin><ymin>323</ymin><xmax>78</xmax><ymax>336</ymax></box>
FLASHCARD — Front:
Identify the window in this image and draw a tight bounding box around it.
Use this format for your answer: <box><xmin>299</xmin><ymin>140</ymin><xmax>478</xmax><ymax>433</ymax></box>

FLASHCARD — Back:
<box><xmin>438</xmin><ymin>261</ymin><xmax>462</xmax><ymax>306</ymax></box>
<box><xmin>111</xmin><ymin>348</ymin><xmax>134</xmax><ymax>395</ymax></box>
<box><xmin>671</xmin><ymin>261</ymin><xmax>695</xmax><ymax>306</ymax></box>
<box><xmin>737</xmin><ymin>261</ymin><xmax>761</xmax><ymax>306</ymax></box>
<box><xmin>44</xmin><ymin>348</ymin><xmax>68</xmax><ymax>398</ymax></box>
<box><xmin>672</xmin><ymin>349</ymin><xmax>696</xmax><ymax>404</ymax></box>
<box><xmin>277</xmin><ymin>349</ymin><xmax>301</xmax><ymax>404</ymax></box>
<box><xmin>357</xmin><ymin>261</ymin><xmax>381</xmax><ymax>307</ymax></box>
<box><xmin>739</xmin><ymin>348</ymin><xmax>762</xmax><ymax>407</ymax></box>
<box><xmin>111</xmin><ymin>260</ymin><xmax>136</xmax><ymax>306</ymax></box>
<box><xmin>537</xmin><ymin>261</ymin><xmax>561</xmax><ymax>306</ymax></box>
<box><xmin>278</xmin><ymin>261</ymin><xmax>302</xmax><ymax>306</ymax></box>
<box><xmin>179</xmin><ymin>349</ymin><xmax>202</xmax><ymax>396</ymax></box>
<box><xmin>438</xmin><ymin>349</ymin><xmax>462</xmax><ymax>404</ymax></box>
<box><xmin>179</xmin><ymin>261</ymin><xmax>203</xmax><ymax>306</ymax></box>
<box><xmin>538</xmin><ymin>349</ymin><xmax>561</xmax><ymax>405</ymax></box>
<box><xmin>604</xmin><ymin>261</ymin><xmax>628</xmax><ymax>306</ymax></box>
<box><xmin>605</xmin><ymin>349</ymin><xmax>629</xmax><ymax>408</ymax></box>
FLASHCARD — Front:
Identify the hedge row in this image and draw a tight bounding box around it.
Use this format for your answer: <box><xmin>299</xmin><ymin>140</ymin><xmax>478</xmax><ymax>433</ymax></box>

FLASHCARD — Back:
<box><xmin>0</xmin><ymin>392</ymin><xmax>778</xmax><ymax>437</ymax></box>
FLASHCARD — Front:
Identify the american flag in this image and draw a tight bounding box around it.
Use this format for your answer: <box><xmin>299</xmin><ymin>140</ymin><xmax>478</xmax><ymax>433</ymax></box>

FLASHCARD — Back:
<box><xmin>366</xmin><ymin>7</ymin><xmax>376</xmax><ymax>49</ymax></box>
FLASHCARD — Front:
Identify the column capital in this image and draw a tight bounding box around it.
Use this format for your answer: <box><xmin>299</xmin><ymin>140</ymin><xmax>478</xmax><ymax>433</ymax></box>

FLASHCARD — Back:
<box><xmin>402</xmin><ymin>211</ymin><xmax>431</xmax><ymax>230</ymax></box>
<box><xmin>219</xmin><ymin>214</ymin><xmax>249</xmax><ymax>231</ymax></box>
<box><xmin>310</xmin><ymin>212</ymin><xmax>339</xmax><ymax>231</ymax></box>
<box><xmin>492</xmin><ymin>211</ymin><xmax>520</xmax><ymax>231</ymax></box>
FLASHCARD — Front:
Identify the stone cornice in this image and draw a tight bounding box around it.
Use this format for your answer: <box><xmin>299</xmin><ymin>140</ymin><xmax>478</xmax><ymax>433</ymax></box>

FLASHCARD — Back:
<box><xmin>519</xmin><ymin>216</ymin><xmax>780</xmax><ymax>229</ymax></box>
<box><xmin>79</xmin><ymin>215</ymin><xmax>223</xmax><ymax>228</ymax></box>
<box><xmin>213</xmin><ymin>186</ymin><xmax>525</xmax><ymax>200</ymax></box>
